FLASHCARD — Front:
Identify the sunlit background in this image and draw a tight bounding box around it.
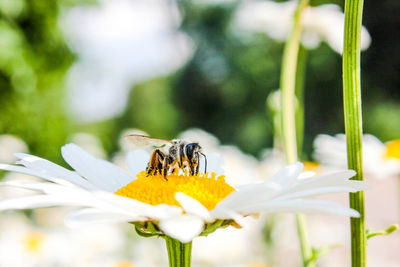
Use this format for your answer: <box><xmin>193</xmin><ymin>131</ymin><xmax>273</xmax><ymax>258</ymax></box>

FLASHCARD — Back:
<box><xmin>0</xmin><ymin>0</ymin><xmax>399</xmax><ymax>266</ymax></box>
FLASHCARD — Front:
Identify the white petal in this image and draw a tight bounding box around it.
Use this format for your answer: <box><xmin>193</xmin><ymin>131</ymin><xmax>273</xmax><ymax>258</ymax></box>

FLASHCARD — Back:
<box><xmin>0</xmin><ymin>164</ymin><xmax>93</xmax><ymax>189</ymax></box>
<box><xmin>298</xmin><ymin>171</ymin><xmax>316</xmax><ymax>179</ymax></box>
<box><xmin>293</xmin><ymin>170</ymin><xmax>356</xmax><ymax>189</ymax></box>
<box><xmin>126</xmin><ymin>150</ymin><xmax>150</xmax><ymax>177</ymax></box>
<box><xmin>93</xmin><ymin>191</ymin><xmax>182</xmax><ymax>220</ymax></box>
<box><xmin>13</xmin><ymin>153</ymin><xmax>96</xmax><ymax>190</ymax></box>
<box><xmin>159</xmin><ymin>214</ymin><xmax>204</xmax><ymax>243</ymax></box>
<box><xmin>282</xmin><ymin>170</ymin><xmax>365</xmax><ymax>194</ymax></box>
<box><xmin>0</xmin><ymin>181</ymin><xmax>141</xmax><ymax>215</ymax></box>
<box><xmin>0</xmin><ymin>180</ymin><xmax>75</xmax><ymax>194</ymax></box>
<box><xmin>175</xmin><ymin>193</ymin><xmax>211</xmax><ymax>221</ymax></box>
<box><xmin>61</xmin><ymin>143</ymin><xmax>133</xmax><ymax>192</ymax></box>
<box><xmin>213</xmin><ymin>182</ymin><xmax>279</xmax><ymax>212</ymax></box>
<box><xmin>0</xmin><ymin>195</ymin><xmax>90</xmax><ymax>210</ymax></box>
<box><xmin>239</xmin><ymin>199</ymin><xmax>360</xmax><ymax>217</ymax></box>
<box><xmin>267</xmin><ymin>162</ymin><xmax>304</xmax><ymax>186</ymax></box>
<box><xmin>65</xmin><ymin>208</ymin><xmax>146</xmax><ymax>227</ymax></box>
<box><xmin>273</xmin><ymin>182</ymin><xmax>369</xmax><ymax>201</ymax></box>
<box><xmin>210</xmin><ymin>209</ymin><xmax>247</xmax><ymax>227</ymax></box>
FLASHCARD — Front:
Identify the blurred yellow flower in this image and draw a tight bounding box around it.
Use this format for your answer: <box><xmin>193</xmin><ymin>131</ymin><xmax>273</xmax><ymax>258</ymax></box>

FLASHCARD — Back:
<box><xmin>23</xmin><ymin>231</ymin><xmax>45</xmax><ymax>253</ymax></box>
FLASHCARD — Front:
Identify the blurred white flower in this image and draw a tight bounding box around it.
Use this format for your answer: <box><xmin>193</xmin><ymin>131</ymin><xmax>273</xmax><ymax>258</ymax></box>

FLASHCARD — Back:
<box><xmin>0</xmin><ymin>143</ymin><xmax>366</xmax><ymax>244</ymax></box>
<box><xmin>60</xmin><ymin>0</ymin><xmax>193</xmax><ymax>122</ymax></box>
<box><xmin>0</xmin><ymin>134</ymin><xmax>28</xmax><ymax>163</ymax></box>
<box><xmin>0</xmin><ymin>213</ymin><xmax>60</xmax><ymax>267</ymax></box>
<box><xmin>69</xmin><ymin>132</ymin><xmax>107</xmax><ymax>159</ymax></box>
<box><xmin>314</xmin><ymin>134</ymin><xmax>400</xmax><ymax>178</ymax></box>
<box><xmin>234</xmin><ymin>0</ymin><xmax>371</xmax><ymax>54</ymax></box>
<box><xmin>193</xmin><ymin>216</ymin><xmax>265</xmax><ymax>266</ymax></box>
<box><xmin>0</xmin><ymin>212</ymin><xmax>134</xmax><ymax>267</ymax></box>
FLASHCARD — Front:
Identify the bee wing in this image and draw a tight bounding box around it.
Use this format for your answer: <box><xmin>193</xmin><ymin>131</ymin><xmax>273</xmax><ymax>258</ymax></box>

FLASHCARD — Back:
<box><xmin>124</xmin><ymin>134</ymin><xmax>172</xmax><ymax>148</ymax></box>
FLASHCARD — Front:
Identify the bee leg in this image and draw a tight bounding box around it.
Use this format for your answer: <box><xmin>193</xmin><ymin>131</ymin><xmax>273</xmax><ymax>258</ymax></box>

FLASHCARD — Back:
<box><xmin>146</xmin><ymin>166</ymin><xmax>153</xmax><ymax>177</ymax></box>
<box><xmin>146</xmin><ymin>151</ymin><xmax>157</xmax><ymax>176</ymax></box>
<box><xmin>200</xmin><ymin>153</ymin><xmax>207</xmax><ymax>174</ymax></box>
<box><xmin>194</xmin><ymin>153</ymin><xmax>200</xmax><ymax>175</ymax></box>
<box><xmin>162</xmin><ymin>157</ymin><xmax>169</xmax><ymax>181</ymax></box>
<box><xmin>147</xmin><ymin>149</ymin><xmax>165</xmax><ymax>177</ymax></box>
<box><xmin>188</xmin><ymin>160</ymin><xmax>195</xmax><ymax>176</ymax></box>
<box><xmin>178</xmin><ymin>144</ymin><xmax>185</xmax><ymax>168</ymax></box>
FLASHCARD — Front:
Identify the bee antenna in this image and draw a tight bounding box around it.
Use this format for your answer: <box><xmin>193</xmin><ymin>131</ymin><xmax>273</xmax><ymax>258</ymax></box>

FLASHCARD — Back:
<box><xmin>200</xmin><ymin>152</ymin><xmax>207</xmax><ymax>173</ymax></box>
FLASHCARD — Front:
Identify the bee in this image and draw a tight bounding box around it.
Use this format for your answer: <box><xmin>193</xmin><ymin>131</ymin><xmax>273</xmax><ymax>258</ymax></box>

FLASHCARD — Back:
<box><xmin>125</xmin><ymin>134</ymin><xmax>207</xmax><ymax>180</ymax></box>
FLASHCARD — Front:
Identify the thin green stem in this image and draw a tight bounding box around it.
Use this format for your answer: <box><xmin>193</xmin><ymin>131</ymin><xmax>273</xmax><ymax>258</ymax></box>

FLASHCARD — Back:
<box><xmin>165</xmin><ymin>236</ymin><xmax>192</xmax><ymax>267</ymax></box>
<box><xmin>342</xmin><ymin>0</ymin><xmax>366</xmax><ymax>266</ymax></box>
<box><xmin>279</xmin><ymin>1</ymin><xmax>313</xmax><ymax>267</ymax></box>
<box><xmin>296</xmin><ymin>213</ymin><xmax>313</xmax><ymax>267</ymax></box>
<box><xmin>295</xmin><ymin>46</ymin><xmax>307</xmax><ymax>159</ymax></box>
<box><xmin>280</xmin><ymin>0</ymin><xmax>309</xmax><ymax>164</ymax></box>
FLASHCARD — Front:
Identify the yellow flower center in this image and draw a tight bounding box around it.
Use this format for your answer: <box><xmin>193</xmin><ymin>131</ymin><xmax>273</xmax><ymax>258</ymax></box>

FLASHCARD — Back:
<box><xmin>385</xmin><ymin>139</ymin><xmax>400</xmax><ymax>159</ymax></box>
<box><xmin>23</xmin><ymin>231</ymin><xmax>45</xmax><ymax>253</ymax></box>
<box><xmin>302</xmin><ymin>161</ymin><xmax>320</xmax><ymax>172</ymax></box>
<box><xmin>115</xmin><ymin>171</ymin><xmax>235</xmax><ymax>210</ymax></box>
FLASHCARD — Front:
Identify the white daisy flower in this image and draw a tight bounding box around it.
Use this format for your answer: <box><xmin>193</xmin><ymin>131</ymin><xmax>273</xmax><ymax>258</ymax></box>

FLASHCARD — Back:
<box><xmin>314</xmin><ymin>134</ymin><xmax>400</xmax><ymax>178</ymax></box>
<box><xmin>0</xmin><ymin>134</ymin><xmax>28</xmax><ymax>164</ymax></box>
<box><xmin>0</xmin><ymin>143</ymin><xmax>367</xmax><ymax>243</ymax></box>
<box><xmin>192</xmin><ymin>216</ymin><xmax>265</xmax><ymax>266</ymax></box>
<box><xmin>0</xmin><ymin>213</ymin><xmax>131</xmax><ymax>267</ymax></box>
<box><xmin>234</xmin><ymin>0</ymin><xmax>371</xmax><ymax>54</ymax></box>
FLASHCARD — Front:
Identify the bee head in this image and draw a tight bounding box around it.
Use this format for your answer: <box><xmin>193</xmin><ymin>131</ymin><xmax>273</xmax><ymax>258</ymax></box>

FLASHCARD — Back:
<box><xmin>186</xmin><ymin>143</ymin><xmax>201</xmax><ymax>160</ymax></box>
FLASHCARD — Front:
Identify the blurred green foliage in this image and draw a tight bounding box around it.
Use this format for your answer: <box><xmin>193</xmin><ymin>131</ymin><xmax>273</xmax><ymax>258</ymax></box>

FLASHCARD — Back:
<box><xmin>0</xmin><ymin>0</ymin><xmax>95</xmax><ymax>163</ymax></box>
<box><xmin>0</xmin><ymin>0</ymin><xmax>400</xmax><ymax>164</ymax></box>
<box><xmin>0</xmin><ymin>0</ymin><xmax>72</xmax><ymax>162</ymax></box>
<box><xmin>118</xmin><ymin>77</ymin><xmax>181</xmax><ymax>141</ymax></box>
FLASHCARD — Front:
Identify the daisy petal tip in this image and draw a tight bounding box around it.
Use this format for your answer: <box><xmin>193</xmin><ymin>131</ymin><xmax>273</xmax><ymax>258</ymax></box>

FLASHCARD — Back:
<box><xmin>347</xmin><ymin>170</ymin><xmax>357</xmax><ymax>177</ymax></box>
<box><xmin>175</xmin><ymin>192</ymin><xmax>211</xmax><ymax>221</ymax></box>
<box><xmin>291</xmin><ymin>161</ymin><xmax>304</xmax><ymax>172</ymax></box>
<box><xmin>61</xmin><ymin>143</ymin><xmax>81</xmax><ymax>154</ymax></box>
<box><xmin>350</xmin><ymin>209</ymin><xmax>360</xmax><ymax>218</ymax></box>
<box><xmin>159</xmin><ymin>215</ymin><xmax>204</xmax><ymax>243</ymax></box>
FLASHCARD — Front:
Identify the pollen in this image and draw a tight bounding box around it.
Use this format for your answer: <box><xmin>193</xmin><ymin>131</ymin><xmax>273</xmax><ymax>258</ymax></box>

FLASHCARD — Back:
<box><xmin>385</xmin><ymin>139</ymin><xmax>400</xmax><ymax>159</ymax></box>
<box><xmin>115</xmin><ymin>171</ymin><xmax>235</xmax><ymax>210</ymax></box>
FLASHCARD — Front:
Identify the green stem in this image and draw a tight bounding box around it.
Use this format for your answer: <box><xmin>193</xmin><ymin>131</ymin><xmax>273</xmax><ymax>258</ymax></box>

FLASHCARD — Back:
<box><xmin>279</xmin><ymin>1</ymin><xmax>313</xmax><ymax>267</ymax></box>
<box><xmin>296</xmin><ymin>213</ymin><xmax>313</xmax><ymax>267</ymax></box>
<box><xmin>165</xmin><ymin>236</ymin><xmax>192</xmax><ymax>267</ymax></box>
<box><xmin>280</xmin><ymin>0</ymin><xmax>309</xmax><ymax>163</ymax></box>
<box><xmin>343</xmin><ymin>0</ymin><xmax>366</xmax><ymax>266</ymax></box>
<box><xmin>295</xmin><ymin>45</ymin><xmax>307</xmax><ymax>159</ymax></box>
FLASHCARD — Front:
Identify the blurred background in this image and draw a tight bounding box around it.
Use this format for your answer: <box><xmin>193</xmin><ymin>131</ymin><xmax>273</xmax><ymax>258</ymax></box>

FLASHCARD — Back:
<box><xmin>0</xmin><ymin>0</ymin><xmax>399</xmax><ymax>266</ymax></box>
<box><xmin>1</xmin><ymin>0</ymin><xmax>399</xmax><ymax>162</ymax></box>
